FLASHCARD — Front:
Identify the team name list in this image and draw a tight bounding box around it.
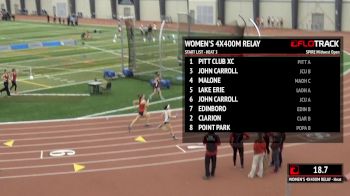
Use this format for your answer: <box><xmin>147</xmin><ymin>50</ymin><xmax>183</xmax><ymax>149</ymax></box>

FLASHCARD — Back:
<box><xmin>184</xmin><ymin>38</ymin><xmax>341</xmax><ymax>133</ymax></box>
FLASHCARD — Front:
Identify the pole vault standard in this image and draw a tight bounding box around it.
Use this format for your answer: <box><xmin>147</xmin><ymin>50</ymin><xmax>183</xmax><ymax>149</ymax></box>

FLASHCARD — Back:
<box><xmin>158</xmin><ymin>20</ymin><xmax>166</xmax><ymax>75</ymax></box>
<box><xmin>249</xmin><ymin>17</ymin><xmax>261</xmax><ymax>37</ymax></box>
<box><xmin>116</xmin><ymin>16</ymin><xmax>135</xmax><ymax>71</ymax></box>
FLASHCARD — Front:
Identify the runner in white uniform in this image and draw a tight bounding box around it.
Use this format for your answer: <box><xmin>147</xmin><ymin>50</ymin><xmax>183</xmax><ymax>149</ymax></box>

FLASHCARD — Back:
<box><xmin>158</xmin><ymin>104</ymin><xmax>177</xmax><ymax>140</ymax></box>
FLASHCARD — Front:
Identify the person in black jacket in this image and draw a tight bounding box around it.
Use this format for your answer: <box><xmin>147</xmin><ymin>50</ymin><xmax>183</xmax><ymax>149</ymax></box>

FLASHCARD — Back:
<box><xmin>229</xmin><ymin>132</ymin><xmax>249</xmax><ymax>168</ymax></box>
<box><xmin>263</xmin><ymin>132</ymin><xmax>271</xmax><ymax>154</ymax></box>
<box><xmin>270</xmin><ymin>132</ymin><xmax>282</xmax><ymax>172</ymax></box>
<box><xmin>270</xmin><ymin>132</ymin><xmax>286</xmax><ymax>168</ymax></box>
<box><xmin>67</xmin><ymin>15</ymin><xmax>70</xmax><ymax>26</ymax></box>
<box><xmin>203</xmin><ymin>132</ymin><xmax>221</xmax><ymax>180</ymax></box>
<box><xmin>279</xmin><ymin>132</ymin><xmax>286</xmax><ymax>167</ymax></box>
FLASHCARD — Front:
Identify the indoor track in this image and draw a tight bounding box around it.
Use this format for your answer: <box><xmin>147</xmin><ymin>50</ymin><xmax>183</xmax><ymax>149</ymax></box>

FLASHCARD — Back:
<box><xmin>1</xmin><ymin>79</ymin><xmax>350</xmax><ymax>196</ymax></box>
<box><xmin>1</xmin><ymin>15</ymin><xmax>349</xmax><ymax>196</ymax></box>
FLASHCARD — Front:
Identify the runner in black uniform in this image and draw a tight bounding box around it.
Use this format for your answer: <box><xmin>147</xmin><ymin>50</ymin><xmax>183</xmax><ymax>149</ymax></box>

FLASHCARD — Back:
<box><xmin>0</xmin><ymin>69</ymin><xmax>10</xmax><ymax>96</ymax></box>
<box><xmin>149</xmin><ymin>72</ymin><xmax>164</xmax><ymax>100</ymax></box>
<box><xmin>10</xmin><ymin>68</ymin><xmax>17</xmax><ymax>94</ymax></box>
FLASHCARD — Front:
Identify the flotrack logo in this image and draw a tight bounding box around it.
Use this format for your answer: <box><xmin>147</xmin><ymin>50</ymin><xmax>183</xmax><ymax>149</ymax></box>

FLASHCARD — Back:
<box><xmin>290</xmin><ymin>40</ymin><xmax>339</xmax><ymax>48</ymax></box>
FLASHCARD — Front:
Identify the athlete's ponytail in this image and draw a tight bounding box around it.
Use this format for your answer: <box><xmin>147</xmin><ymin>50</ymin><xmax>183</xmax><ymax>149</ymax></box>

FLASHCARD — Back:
<box><xmin>137</xmin><ymin>94</ymin><xmax>141</xmax><ymax>102</ymax></box>
<box><xmin>164</xmin><ymin>104</ymin><xmax>170</xmax><ymax>110</ymax></box>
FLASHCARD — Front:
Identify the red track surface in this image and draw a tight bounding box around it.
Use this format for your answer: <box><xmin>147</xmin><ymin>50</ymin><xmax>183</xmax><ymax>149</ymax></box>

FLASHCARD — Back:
<box><xmin>0</xmin><ymin>16</ymin><xmax>349</xmax><ymax>196</ymax></box>
<box><xmin>0</xmin><ymin>75</ymin><xmax>349</xmax><ymax>196</ymax></box>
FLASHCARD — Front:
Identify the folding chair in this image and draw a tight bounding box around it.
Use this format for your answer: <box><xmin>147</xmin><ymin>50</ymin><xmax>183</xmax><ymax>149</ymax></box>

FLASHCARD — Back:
<box><xmin>100</xmin><ymin>81</ymin><xmax>112</xmax><ymax>94</ymax></box>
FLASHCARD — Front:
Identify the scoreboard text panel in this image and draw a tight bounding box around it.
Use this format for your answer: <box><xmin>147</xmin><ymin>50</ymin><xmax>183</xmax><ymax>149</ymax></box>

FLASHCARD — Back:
<box><xmin>184</xmin><ymin>37</ymin><xmax>342</xmax><ymax>133</ymax></box>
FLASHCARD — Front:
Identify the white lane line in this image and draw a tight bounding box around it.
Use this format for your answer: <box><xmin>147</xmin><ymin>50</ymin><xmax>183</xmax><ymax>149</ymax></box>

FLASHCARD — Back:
<box><xmin>0</xmin><ymin>107</ymin><xmax>347</xmax><ymax>137</ymax></box>
<box><xmin>0</xmin><ymin>144</ymin><xmax>201</xmax><ymax>170</ymax></box>
<box><xmin>0</xmin><ymin>108</ymin><xmax>182</xmax><ymax>126</ymax></box>
<box><xmin>1</xmin><ymin>50</ymin><xmax>104</xmax><ymax>65</ymax></box>
<box><xmin>0</xmin><ymin>130</ymin><xmax>186</xmax><ymax>156</ymax></box>
<box><xmin>18</xmin><ymin>80</ymin><xmax>90</xmax><ymax>94</ymax></box>
<box><xmin>85</xmin><ymin>44</ymin><xmax>182</xmax><ymax>74</ymax></box>
<box><xmin>79</xmin><ymin>96</ymin><xmax>183</xmax><ymax>118</ymax></box>
<box><xmin>16</xmin><ymin>57</ymin><xmax>120</xmax><ymax>75</ymax></box>
<box><xmin>0</xmin><ymin>128</ymin><xmax>183</xmax><ymax>149</ymax></box>
<box><xmin>343</xmin><ymin>100</ymin><xmax>350</xmax><ymax>105</ymax></box>
<box><xmin>0</xmin><ymin>122</ymin><xmax>182</xmax><ymax>142</ymax></box>
<box><xmin>343</xmin><ymin>86</ymin><xmax>350</xmax><ymax>92</ymax></box>
<box><xmin>0</xmin><ymin>116</ymin><xmax>182</xmax><ymax>136</ymax></box>
<box><xmin>28</xmin><ymin>57</ymin><xmax>121</xmax><ymax>72</ymax></box>
<box><xmin>0</xmin><ymin>121</ymin><xmax>181</xmax><ymax>138</ymax></box>
<box><xmin>343</xmin><ymin>93</ymin><xmax>350</xmax><ymax>99</ymax></box>
<box><xmin>14</xmin><ymin>93</ymin><xmax>90</xmax><ymax>97</ymax></box>
<box><xmin>344</xmin><ymin>68</ymin><xmax>350</xmax><ymax>76</ymax></box>
<box><xmin>176</xmin><ymin>145</ymin><xmax>186</xmax><ymax>153</ymax></box>
<box><xmin>40</xmin><ymin>150</ymin><xmax>43</xmax><ymax>159</ymax></box>
<box><xmin>2</xmin><ymin>41</ymin><xmax>176</xmax><ymax>65</ymax></box>
<box><xmin>0</xmin><ymin>130</ymin><xmax>347</xmax><ymax>167</ymax></box>
<box><xmin>1</xmin><ymin>133</ymin><xmax>349</xmax><ymax>180</ymax></box>
<box><xmin>0</xmin><ymin>143</ymin><xmax>189</xmax><ymax>163</ymax></box>
<box><xmin>344</xmin><ymin>107</ymin><xmax>350</xmax><ymax>113</ymax></box>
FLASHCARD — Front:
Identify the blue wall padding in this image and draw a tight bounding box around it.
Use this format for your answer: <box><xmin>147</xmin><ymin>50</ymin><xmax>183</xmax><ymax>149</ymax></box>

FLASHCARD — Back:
<box><xmin>104</xmin><ymin>70</ymin><xmax>116</xmax><ymax>78</ymax></box>
<box><xmin>149</xmin><ymin>79</ymin><xmax>171</xmax><ymax>89</ymax></box>
<box><xmin>122</xmin><ymin>68</ymin><xmax>134</xmax><ymax>77</ymax></box>
<box><xmin>42</xmin><ymin>41</ymin><xmax>62</xmax><ymax>47</ymax></box>
<box><xmin>10</xmin><ymin>43</ymin><xmax>29</xmax><ymax>50</ymax></box>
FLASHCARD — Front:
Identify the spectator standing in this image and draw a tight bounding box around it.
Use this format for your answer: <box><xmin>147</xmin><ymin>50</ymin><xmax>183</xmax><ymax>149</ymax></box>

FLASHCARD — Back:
<box><xmin>229</xmin><ymin>132</ymin><xmax>249</xmax><ymax>168</ymax></box>
<box><xmin>279</xmin><ymin>132</ymin><xmax>286</xmax><ymax>167</ymax></box>
<box><xmin>67</xmin><ymin>15</ymin><xmax>70</xmax><ymax>26</ymax></box>
<box><xmin>152</xmin><ymin>23</ymin><xmax>157</xmax><ymax>42</ymax></box>
<box><xmin>263</xmin><ymin>132</ymin><xmax>271</xmax><ymax>155</ymax></box>
<box><xmin>75</xmin><ymin>16</ymin><xmax>79</xmax><ymax>26</ymax></box>
<box><xmin>216</xmin><ymin>17</ymin><xmax>222</xmax><ymax>26</ymax></box>
<box><xmin>271</xmin><ymin>17</ymin><xmax>275</xmax><ymax>27</ymax></box>
<box><xmin>255</xmin><ymin>17</ymin><xmax>260</xmax><ymax>26</ymax></box>
<box><xmin>147</xmin><ymin>24</ymin><xmax>153</xmax><ymax>42</ymax></box>
<box><xmin>271</xmin><ymin>132</ymin><xmax>282</xmax><ymax>173</ymax></box>
<box><xmin>203</xmin><ymin>132</ymin><xmax>221</xmax><ymax>180</ymax></box>
<box><xmin>280</xmin><ymin>17</ymin><xmax>284</xmax><ymax>28</ymax></box>
<box><xmin>248</xmin><ymin>136</ymin><xmax>266</xmax><ymax>178</ymax></box>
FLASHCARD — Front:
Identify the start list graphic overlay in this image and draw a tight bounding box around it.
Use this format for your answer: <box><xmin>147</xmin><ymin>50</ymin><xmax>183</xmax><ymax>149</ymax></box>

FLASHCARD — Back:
<box><xmin>184</xmin><ymin>37</ymin><xmax>342</xmax><ymax>133</ymax></box>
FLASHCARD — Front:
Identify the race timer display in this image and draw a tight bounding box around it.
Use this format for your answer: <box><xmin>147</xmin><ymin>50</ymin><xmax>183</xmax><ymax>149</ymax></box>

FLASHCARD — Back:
<box><xmin>288</xmin><ymin>164</ymin><xmax>343</xmax><ymax>183</ymax></box>
<box><xmin>184</xmin><ymin>37</ymin><xmax>342</xmax><ymax>133</ymax></box>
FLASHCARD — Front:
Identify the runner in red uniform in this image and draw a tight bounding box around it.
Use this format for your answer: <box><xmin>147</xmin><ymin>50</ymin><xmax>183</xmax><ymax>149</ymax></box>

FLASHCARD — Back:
<box><xmin>10</xmin><ymin>68</ymin><xmax>17</xmax><ymax>94</ymax></box>
<box><xmin>128</xmin><ymin>94</ymin><xmax>150</xmax><ymax>133</ymax></box>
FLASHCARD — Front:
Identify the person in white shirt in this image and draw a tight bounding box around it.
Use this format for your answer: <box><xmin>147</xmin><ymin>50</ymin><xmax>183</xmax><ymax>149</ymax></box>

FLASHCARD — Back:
<box><xmin>158</xmin><ymin>104</ymin><xmax>177</xmax><ymax>140</ymax></box>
